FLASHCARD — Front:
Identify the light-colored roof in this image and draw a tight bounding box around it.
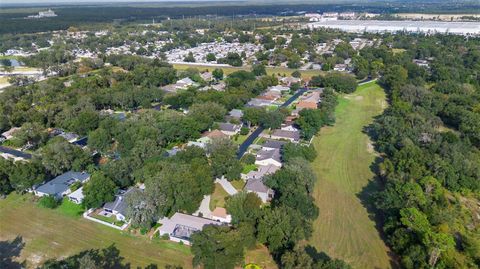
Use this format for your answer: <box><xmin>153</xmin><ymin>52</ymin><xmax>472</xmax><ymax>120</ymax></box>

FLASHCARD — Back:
<box><xmin>203</xmin><ymin>129</ymin><xmax>228</xmax><ymax>139</ymax></box>
<box><xmin>271</xmin><ymin>129</ymin><xmax>300</xmax><ymax>141</ymax></box>
<box><xmin>246</xmin><ymin>164</ymin><xmax>280</xmax><ymax>179</ymax></box>
<box><xmin>256</xmin><ymin>148</ymin><xmax>282</xmax><ymax>163</ymax></box>
<box><xmin>67</xmin><ymin>186</ymin><xmax>84</xmax><ymax>201</ymax></box>
<box><xmin>159</xmin><ymin>213</ymin><xmax>221</xmax><ymax>236</ymax></box>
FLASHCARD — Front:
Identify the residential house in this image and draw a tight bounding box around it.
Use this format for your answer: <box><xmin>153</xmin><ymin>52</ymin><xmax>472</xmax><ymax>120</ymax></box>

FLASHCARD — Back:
<box><xmin>157</xmin><ymin>213</ymin><xmax>222</xmax><ymax>245</ymax></box>
<box><xmin>1</xmin><ymin>127</ymin><xmax>21</xmax><ymax>140</ymax></box>
<box><xmin>34</xmin><ymin>171</ymin><xmax>90</xmax><ymax>199</ymax></box>
<box><xmin>0</xmin><ymin>146</ymin><xmax>32</xmax><ymax>162</ymax></box>
<box><xmin>280</xmin><ymin>123</ymin><xmax>299</xmax><ymax>132</ymax></box>
<box><xmin>334</xmin><ymin>64</ymin><xmax>347</xmax><ymax>72</ymax></box>
<box><xmin>58</xmin><ymin>132</ymin><xmax>80</xmax><ymax>143</ymax></box>
<box><xmin>255</xmin><ymin>148</ymin><xmax>282</xmax><ymax>167</ymax></box>
<box><xmin>280</xmin><ymin>76</ymin><xmax>301</xmax><ymax>86</ymax></box>
<box><xmin>413</xmin><ymin>59</ymin><xmax>429</xmax><ymax>68</ymax></box>
<box><xmin>67</xmin><ymin>187</ymin><xmax>85</xmax><ymax>204</ymax></box>
<box><xmin>268</xmin><ymin>85</ymin><xmax>290</xmax><ymax>94</ymax></box>
<box><xmin>243</xmin><ymin>164</ymin><xmax>280</xmax><ymax>180</ymax></box>
<box><xmin>261</xmin><ymin>140</ymin><xmax>286</xmax><ymax>151</ymax></box>
<box><xmin>228</xmin><ymin>109</ymin><xmax>244</xmax><ymax>120</ymax></box>
<box><xmin>200</xmin><ymin>72</ymin><xmax>213</xmax><ymax>82</ymax></box>
<box><xmin>211</xmin><ymin>207</ymin><xmax>232</xmax><ymax>223</ymax></box>
<box><xmin>270</xmin><ymin>129</ymin><xmax>300</xmax><ymax>143</ymax></box>
<box><xmin>244</xmin><ymin>178</ymin><xmax>274</xmax><ymax>203</ymax></box>
<box><xmin>218</xmin><ymin>123</ymin><xmax>241</xmax><ymax>136</ymax></box>
<box><xmin>103</xmin><ymin>188</ymin><xmax>136</xmax><ymax>221</ymax></box>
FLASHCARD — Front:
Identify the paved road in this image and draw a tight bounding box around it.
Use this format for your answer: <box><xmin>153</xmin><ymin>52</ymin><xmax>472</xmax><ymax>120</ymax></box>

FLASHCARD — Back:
<box><xmin>215</xmin><ymin>177</ymin><xmax>238</xmax><ymax>195</ymax></box>
<box><xmin>236</xmin><ymin>88</ymin><xmax>309</xmax><ymax>158</ymax></box>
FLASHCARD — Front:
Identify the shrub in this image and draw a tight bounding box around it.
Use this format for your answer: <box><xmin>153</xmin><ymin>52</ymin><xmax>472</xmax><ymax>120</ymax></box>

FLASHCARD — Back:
<box><xmin>38</xmin><ymin>195</ymin><xmax>60</xmax><ymax>209</ymax></box>
<box><xmin>240</xmin><ymin>127</ymin><xmax>249</xmax><ymax>135</ymax></box>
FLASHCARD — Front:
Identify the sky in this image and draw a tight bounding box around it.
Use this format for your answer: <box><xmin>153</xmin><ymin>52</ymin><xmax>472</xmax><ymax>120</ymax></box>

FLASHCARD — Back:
<box><xmin>2</xmin><ymin>0</ymin><xmax>236</xmax><ymax>3</ymax></box>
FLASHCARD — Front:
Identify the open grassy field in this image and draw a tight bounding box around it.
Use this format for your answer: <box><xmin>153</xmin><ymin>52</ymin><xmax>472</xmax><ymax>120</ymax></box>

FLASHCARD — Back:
<box><xmin>0</xmin><ymin>194</ymin><xmax>192</xmax><ymax>269</ymax></box>
<box><xmin>172</xmin><ymin>63</ymin><xmax>324</xmax><ymax>79</ymax></box>
<box><xmin>308</xmin><ymin>81</ymin><xmax>394</xmax><ymax>269</ymax></box>
<box><xmin>209</xmin><ymin>183</ymin><xmax>229</xmax><ymax>210</ymax></box>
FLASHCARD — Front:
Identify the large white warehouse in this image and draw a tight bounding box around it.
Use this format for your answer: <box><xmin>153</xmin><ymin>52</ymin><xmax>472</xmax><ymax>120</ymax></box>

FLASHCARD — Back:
<box><xmin>307</xmin><ymin>20</ymin><xmax>480</xmax><ymax>36</ymax></box>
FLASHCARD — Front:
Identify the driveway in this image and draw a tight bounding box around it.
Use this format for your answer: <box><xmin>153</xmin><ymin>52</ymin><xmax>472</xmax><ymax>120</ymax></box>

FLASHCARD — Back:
<box><xmin>194</xmin><ymin>195</ymin><xmax>212</xmax><ymax>218</ymax></box>
<box><xmin>215</xmin><ymin>177</ymin><xmax>238</xmax><ymax>196</ymax></box>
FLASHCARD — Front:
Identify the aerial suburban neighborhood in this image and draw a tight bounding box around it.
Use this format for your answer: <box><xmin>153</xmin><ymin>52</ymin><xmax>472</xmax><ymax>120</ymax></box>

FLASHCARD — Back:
<box><xmin>1</xmin><ymin>1</ymin><xmax>480</xmax><ymax>269</ymax></box>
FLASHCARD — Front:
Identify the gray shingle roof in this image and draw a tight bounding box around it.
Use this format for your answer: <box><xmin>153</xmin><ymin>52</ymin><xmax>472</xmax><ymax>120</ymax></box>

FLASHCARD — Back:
<box><xmin>219</xmin><ymin>123</ymin><xmax>240</xmax><ymax>132</ymax></box>
<box><xmin>245</xmin><ymin>178</ymin><xmax>270</xmax><ymax>193</ymax></box>
<box><xmin>256</xmin><ymin>148</ymin><xmax>281</xmax><ymax>163</ymax></box>
<box><xmin>36</xmin><ymin>171</ymin><xmax>90</xmax><ymax>196</ymax></box>
<box><xmin>262</xmin><ymin>140</ymin><xmax>287</xmax><ymax>150</ymax></box>
<box><xmin>103</xmin><ymin>188</ymin><xmax>136</xmax><ymax>217</ymax></box>
<box><xmin>272</xmin><ymin>129</ymin><xmax>300</xmax><ymax>141</ymax></box>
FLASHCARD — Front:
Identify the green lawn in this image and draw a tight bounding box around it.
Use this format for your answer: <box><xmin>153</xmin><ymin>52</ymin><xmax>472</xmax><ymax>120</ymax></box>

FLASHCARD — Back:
<box><xmin>0</xmin><ymin>194</ymin><xmax>192</xmax><ymax>268</ymax></box>
<box><xmin>55</xmin><ymin>199</ymin><xmax>84</xmax><ymax>218</ymax></box>
<box><xmin>209</xmin><ymin>183</ymin><xmax>230</xmax><ymax>211</ymax></box>
<box><xmin>308</xmin><ymin>81</ymin><xmax>393</xmax><ymax>269</ymax></box>
<box><xmin>231</xmin><ymin>180</ymin><xmax>246</xmax><ymax>191</ymax></box>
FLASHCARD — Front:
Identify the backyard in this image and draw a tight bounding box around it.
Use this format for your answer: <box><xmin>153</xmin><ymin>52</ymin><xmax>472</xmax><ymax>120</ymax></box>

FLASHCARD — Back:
<box><xmin>308</xmin><ymin>81</ymin><xmax>393</xmax><ymax>268</ymax></box>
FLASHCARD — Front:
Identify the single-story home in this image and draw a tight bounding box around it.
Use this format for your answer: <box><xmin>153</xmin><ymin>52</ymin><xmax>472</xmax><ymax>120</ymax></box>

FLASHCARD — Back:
<box><xmin>334</xmin><ymin>64</ymin><xmax>347</xmax><ymax>72</ymax></box>
<box><xmin>157</xmin><ymin>213</ymin><xmax>222</xmax><ymax>245</ymax></box>
<box><xmin>200</xmin><ymin>72</ymin><xmax>213</xmax><ymax>82</ymax></box>
<box><xmin>0</xmin><ymin>146</ymin><xmax>32</xmax><ymax>162</ymax></box>
<box><xmin>280</xmin><ymin>76</ymin><xmax>301</xmax><ymax>86</ymax></box>
<box><xmin>1</xmin><ymin>127</ymin><xmax>21</xmax><ymax>140</ymax></box>
<box><xmin>34</xmin><ymin>171</ymin><xmax>90</xmax><ymax>199</ymax></box>
<box><xmin>218</xmin><ymin>123</ymin><xmax>242</xmax><ymax>136</ymax></box>
<box><xmin>255</xmin><ymin>148</ymin><xmax>282</xmax><ymax>167</ymax></box>
<box><xmin>244</xmin><ymin>178</ymin><xmax>275</xmax><ymax>203</ymax></box>
<box><xmin>268</xmin><ymin>85</ymin><xmax>290</xmax><ymax>93</ymax></box>
<box><xmin>211</xmin><ymin>207</ymin><xmax>232</xmax><ymax>223</ymax></box>
<box><xmin>261</xmin><ymin>140</ymin><xmax>287</xmax><ymax>151</ymax></box>
<box><xmin>228</xmin><ymin>109</ymin><xmax>244</xmax><ymax>120</ymax></box>
<box><xmin>270</xmin><ymin>129</ymin><xmax>300</xmax><ymax>143</ymax></box>
<box><xmin>103</xmin><ymin>188</ymin><xmax>136</xmax><ymax>221</ymax></box>
<box><xmin>243</xmin><ymin>164</ymin><xmax>281</xmax><ymax>180</ymax></box>
<box><xmin>58</xmin><ymin>132</ymin><xmax>80</xmax><ymax>143</ymax></box>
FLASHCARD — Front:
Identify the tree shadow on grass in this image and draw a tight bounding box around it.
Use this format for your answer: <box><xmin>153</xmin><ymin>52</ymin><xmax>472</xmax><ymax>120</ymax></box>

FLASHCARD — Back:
<box><xmin>0</xmin><ymin>236</ymin><xmax>26</xmax><ymax>269</ymax></box>
<box><xmin>357</xmin><ymin>120</ymin><xmax>400</xmax><ymax>269</ymax></box>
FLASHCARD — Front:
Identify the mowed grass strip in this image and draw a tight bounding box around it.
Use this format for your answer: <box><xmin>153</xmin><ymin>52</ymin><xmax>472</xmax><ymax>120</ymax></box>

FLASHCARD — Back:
<box><xmin>0</xmin><ymin>194</ymin><xmax>192</xmax><ymax>269</ymax></box>
<box><xmin>309</xmin><ymin>82</ymin><xmax>392</xmax><ymax>269</ymax></box>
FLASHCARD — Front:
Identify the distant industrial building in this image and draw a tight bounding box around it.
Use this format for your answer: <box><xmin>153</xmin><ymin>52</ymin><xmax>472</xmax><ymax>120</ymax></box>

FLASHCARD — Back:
<box><xmin>307</xmin><ymin>20</ymin><xmax>480</xmax><ymax>36</ymax></box>
<box><xmin>27</xmin><ymin>9</ymin><xmax>57</xmax><ymax>19</ymax></box>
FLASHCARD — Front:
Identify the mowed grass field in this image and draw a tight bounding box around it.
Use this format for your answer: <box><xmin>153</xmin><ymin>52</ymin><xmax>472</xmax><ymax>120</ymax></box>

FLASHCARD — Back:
<box><xmin>309</xmin><ymin>81</ymin><xmax>393</xmax><ymax>269</ymax></box>
<box><xmin>0</xmin><ymin>194</ymin><xmax>192</xmax><ymax>269</ymax></box>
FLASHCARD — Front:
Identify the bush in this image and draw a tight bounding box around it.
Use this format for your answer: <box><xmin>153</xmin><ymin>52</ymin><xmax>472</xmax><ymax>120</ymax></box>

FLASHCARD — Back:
<box><xmin>240</xmin><ymin>127</ymin><xmax>249</xmax><ymax>135</ymax></box>
<box><xmin>38</xmin><ymin>195</ymin><xmax>60</xmax><ymax>209</ymax></box>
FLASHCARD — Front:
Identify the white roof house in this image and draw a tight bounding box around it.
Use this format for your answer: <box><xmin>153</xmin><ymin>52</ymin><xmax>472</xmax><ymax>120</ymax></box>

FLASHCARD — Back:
<box><xmin>1</xmin><ymin>127</ymin><xmax>21</xmax><ymax>140</ymax></box>
<box><xmin>158</xmin><ymin>213</ymin><xmax>222</xmax><ymax>245</ymax></box>
<box><xmin>67</xmin><ymin>187</ymin><xmax>85</xmax><ymax>204</ymax></box>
